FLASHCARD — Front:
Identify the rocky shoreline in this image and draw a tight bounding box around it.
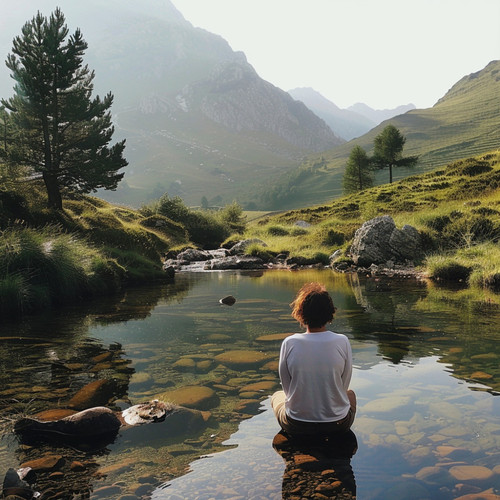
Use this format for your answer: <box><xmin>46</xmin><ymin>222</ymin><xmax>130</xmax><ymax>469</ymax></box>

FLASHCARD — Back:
<box><xmin>163</xmin><ymin>216</ymin><xmax>427</xmax><ymax>281</ymax></box>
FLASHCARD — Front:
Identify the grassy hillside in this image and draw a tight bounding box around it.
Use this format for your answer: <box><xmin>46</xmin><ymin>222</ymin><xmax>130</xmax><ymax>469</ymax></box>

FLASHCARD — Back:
<box><xmin>244</xmin><ymin>150</ymin><xmax>500</xmax><ymax>297</ymax></box>
<box><xmin>103</xmin><ymin>108</ymin><xmax>304</xmax><ymax>208</ymax></box>
<box><xmin>262</xmin><ymin>60</ymin><xmax>500</xmax><ymax>210</ymax></box>
<box><xmin>0</xmin><ymin>181</ymin><xmax>189</xmax><ymax>316</ymax></box>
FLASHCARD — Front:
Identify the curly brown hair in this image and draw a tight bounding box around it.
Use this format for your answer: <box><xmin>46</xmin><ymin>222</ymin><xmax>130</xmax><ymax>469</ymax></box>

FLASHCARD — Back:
<box><xmin>290</xmin><ymin>282</ymin><xmax>336</xmax><ymax>328</ymax></box>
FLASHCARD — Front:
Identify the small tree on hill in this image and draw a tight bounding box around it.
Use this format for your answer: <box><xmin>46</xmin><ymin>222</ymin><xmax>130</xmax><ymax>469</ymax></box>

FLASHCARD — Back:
<box><xmin>372</xmin><ymin>125</ymin><xmax>418</xmax><ymax>183</ymax></box>
<box><xmin>343</xmin><ymin>145</ymin><xmax>373</xmax><ymax>194</ymax></box>
<box><xmin>2</xmin><ymin>8</ymin><xmax>127</xmax><ymax>209</ymax></box>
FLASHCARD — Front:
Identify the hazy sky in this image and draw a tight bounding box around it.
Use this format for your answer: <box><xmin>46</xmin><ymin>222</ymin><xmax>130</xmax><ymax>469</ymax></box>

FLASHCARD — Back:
<box><xmin>172</xmin><ymin>0</ymin><xmax>500</xmax><ymax>110</ymax></box>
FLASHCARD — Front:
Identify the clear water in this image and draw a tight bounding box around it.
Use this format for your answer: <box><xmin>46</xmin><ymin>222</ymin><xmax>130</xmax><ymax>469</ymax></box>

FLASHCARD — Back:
<box><xmin>0</xmin><ymin>269</ymin><xmax>499</xmax><ymax>499</ymax></box>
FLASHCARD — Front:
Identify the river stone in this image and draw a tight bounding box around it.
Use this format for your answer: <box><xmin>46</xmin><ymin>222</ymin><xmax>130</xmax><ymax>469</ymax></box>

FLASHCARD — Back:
<box><xmin>239</xmin><ymin>381</ymin><xmax>277</xmax><ymax>394</ymax></box>
<box><xmin>130</xmin><ymin>372</ymin><xmax>153</xmax><ymax>386</ymax></box>
<box><xmin>226</xmin><ymin>377</ymin><xmax>253</xmax><ymax>387</ymax></box>
<box><xmin>176</xmin><ymin>248</ymin><xmax>212</xmax><ymax>262</ymax></box>
<box><xmin>262</xmin><ymin>360</ymin><xmax>279</xmax><ymax>371</ymax></box>
<box><xmin>20</xmin><ymin>455</ymin><xmax>63</xmax><ymax>472</ymax></box>
<box><xmin>215</xmin><ymin>350</ymin><xmax>268</xmax><ymax>369</ymax></box>
<box><xmin>471</xmin><ymin>353</ymin><xmax>498</xmax><ymax>360</ymax></box>
<box><xmin>449</xmin><ymin>465</ymin><xmax>494</xmax><ymax>482</ymax></box>
<box><xmin>196</xmin><ymin>360</ymin><xmax>214</xmax><ymax>371</ymax></box>
<box><xmin>207</xmin><ymin>256</ymin><xmax>265</xmax><ymax>270</ymax></box>
<box><xmin>415</xmin><ymin>466</ymin><xmax>452</xmax><ymax>484</ymax></box>
<box><xmin>33</xmin><ymin>408</ymin><xmax>77</xmax><ymax>421</ymax></box>
<box><xmin>362</xmin><ymin>396</ymin><xmax>411</xmax><ymax>413</ymax></box>
<box><xmin>470</xmin><ymin>371</ymin><xmax>493</xmax><ymax>379</ymax></box>
<box><xmin>68</xmin><ymin>379</ymin><xmax>116</xmax><ymax>410</ymax></box>
<box><xmin>219</xmin><ymin>295</ymin><xmax>236</xmax><ymax>306</ymax></box>
<box><xmin>92</xmin><ymin>352</ymin><xmax>114</xmax><ymax>363</ymax></box>
<box><xmin>92</xmin><ymin>485</ymin><xmax>123</xmax><ymax>498</ymax></box>
<box><xmin>255</xmin><ymin>333</ymin><xmax>293</xmax><ymax>342</ymax></box>
<box><xmin>156</xmin><ymin>385</ymin><xmax>218</xmax><ymax>410</ymax></box>
<box><xmin>97</xmin><ymin>458</ymin><xmax>135</xmax><ymax>476</ymax></box>
<box><xmin>453</xmin><ymin>489</ymin><xmax>500</xmax><ymax>500</ymax></box>
<box><xmin>239</xmin><ymin>391</ymin><xmax>261</xmax><ymax>399</ymax></box>
<box><xmin>436</xmin><ymin>445</ymin><xmax>472</xmax><ymax>460</ymax></box>
<box><xmin>172</xmin><ymin>358</ymin><xmax>196</xmax><ymax>371</ymax></box>
<box><xmin>234</xmin><ymin>399</ymin><xmax>261</xmax><ymax>413</ymax></box>
<box><xmin>70</xmin><ymin>461</ymin><xmax>86</xmax><ymax>471</ymax></box>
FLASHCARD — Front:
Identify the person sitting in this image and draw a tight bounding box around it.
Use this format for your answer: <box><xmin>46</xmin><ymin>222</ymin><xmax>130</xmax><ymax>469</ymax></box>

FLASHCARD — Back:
<box><xmin>271</xmin><ymin>282</ymin><xmax>356</xmax><ymax>436</ymax></box>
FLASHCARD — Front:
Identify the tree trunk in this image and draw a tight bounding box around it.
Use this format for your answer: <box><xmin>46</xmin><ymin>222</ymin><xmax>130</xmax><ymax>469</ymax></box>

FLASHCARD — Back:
<box><xmin>43</xmin><ymin>171</ymin><xmax>63</xmax><ymax>209</ymax></box>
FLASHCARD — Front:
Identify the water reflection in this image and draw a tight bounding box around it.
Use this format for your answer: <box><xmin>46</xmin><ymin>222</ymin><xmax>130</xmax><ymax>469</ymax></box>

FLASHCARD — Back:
<box><xmin>0</xmin><ymin>270</ymin><xmax>498</xmax><ymax>499</ymax></box>
<box><xmin>273</xmin><ymin>430</ymin><xmax>357</xmax><ymax>499</ymax></box>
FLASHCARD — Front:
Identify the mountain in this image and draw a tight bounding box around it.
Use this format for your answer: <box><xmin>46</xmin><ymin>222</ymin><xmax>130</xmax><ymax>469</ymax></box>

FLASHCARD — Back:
<box><xmin>288</xmin><ymin>88</ymin><xmax>376</xmax><ymax>140</ymax></box>
<box><xmin>261</xmin><ymin>60</ymin><xmax>500</xmax><ymax>209</ymax></box>
<box><xmin>0</xmin><ymin>0</ymin><xmax>343</xmax><ymax>208</ymax></box>
<box><xmin>348</xmin><ymin>102</ymin><xmax>416</xmax><ymax>124</ymax></box>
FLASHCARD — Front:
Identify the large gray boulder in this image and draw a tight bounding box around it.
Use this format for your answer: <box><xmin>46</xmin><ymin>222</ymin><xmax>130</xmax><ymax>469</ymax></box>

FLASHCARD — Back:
<box><xmin>350</xmin><ymin>216</ymin><xmax>421</xmax><ymax>267</ymax></box>
<box><xmin>176</xmin><ymin>248</ymin><xmax>213</xmax><ymax>262</ymax></box>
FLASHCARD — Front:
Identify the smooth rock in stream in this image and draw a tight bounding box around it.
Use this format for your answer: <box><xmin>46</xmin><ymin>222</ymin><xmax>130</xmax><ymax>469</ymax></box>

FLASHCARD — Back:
<box><xmin>219</xmin><ymin>295</ymin><xmax>236</xmax><ymax>306</ymax></box>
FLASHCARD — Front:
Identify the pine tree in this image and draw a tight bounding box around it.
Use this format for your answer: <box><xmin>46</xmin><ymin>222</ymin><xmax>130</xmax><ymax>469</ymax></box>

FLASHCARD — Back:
<box><xmin>2</xmin><ymin>8</ymin><xmax>127</xmax><ymax>209</ymax></box>
<box><xmin>372</xmin><ymin>125</ymin><xmax>418</xmax><ymax>183</ymax></box>
<box><xmin>343</xmin><ymin>145</ymin><xmax>373</xmax><ymax>194</ymax></box>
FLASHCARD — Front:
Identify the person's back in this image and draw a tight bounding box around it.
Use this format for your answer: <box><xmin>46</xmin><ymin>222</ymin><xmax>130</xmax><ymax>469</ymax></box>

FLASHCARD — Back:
<box><xmin>271</xmin><ymin>282</ymin><xmax>356</xmax><ymax>436</ymax></box>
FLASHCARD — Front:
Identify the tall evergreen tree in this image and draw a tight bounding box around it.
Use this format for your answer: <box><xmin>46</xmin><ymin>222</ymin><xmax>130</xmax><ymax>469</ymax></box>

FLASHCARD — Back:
<box><xmin>2</xmin><ymin>8</ymin><xmax>127</xmax><ymax>209</ymax></box>
<box><xmin>372</xmin><ymin>124</ymin><xmax>418</xmax><ymax>183</ymax></box>
<box><xmin>343</xmin><ymin>145</ymin><xmax>373</xmax><ymax>194</ymax></box>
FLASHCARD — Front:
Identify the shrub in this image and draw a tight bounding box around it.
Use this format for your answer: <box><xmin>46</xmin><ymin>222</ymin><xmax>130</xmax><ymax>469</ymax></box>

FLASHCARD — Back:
<box><xmin>442</xmin><ymin>215</ymin><xmax>496</xmax><ymax>247</ymax></box>
<box><xmin>183</xmin><ymin>211</ymin><xmax>227</xmax><ymax>248</ymax></box>
<box><xmin>320</xmin><ymin>228</ymin><xmax>345</xmax><ymax>247</ymax></box>
<box><xmin>266</xmin><ymin>225</ymin><xmax>289</xmax><ymax>236</ymax></box>
<box><xmin>290</xmin><ymin>227</ymin><xmax>308</xmax><ymax>236</ymax></box>
<box><xmin>421</xmin><ymin>214</ymin><xmax>451</xmax><ymax>232</ymax></box>
<box><xmin>312</xmin><ymin>252</ymin><xmax>330</xmax><ymax>265</ymax></box>
<box><xmin>217</xmin><ymin>201</ymin><xmax>246</xmax><ymax>234</ymax></box>
<box><xmin>427</xmin><ymin>257</ymin><xmax>472</xmax><ymax>282</ymax></box>
<box><xmin>246</xmin><ymin>244</ymin><xmax>274</xmax><ymax>262</ymax></box>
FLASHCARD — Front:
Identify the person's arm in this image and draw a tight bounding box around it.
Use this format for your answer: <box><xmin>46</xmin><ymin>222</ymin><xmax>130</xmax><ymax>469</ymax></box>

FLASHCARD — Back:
<box><xmin>278</xmin><ymin>340</ymin><xmax>292</xmax><ymax>394</ymax></box>
<box><xmin>341</xmin><ymin>337</ymin><xmax>353</xmax><ymax>391</ymax></box>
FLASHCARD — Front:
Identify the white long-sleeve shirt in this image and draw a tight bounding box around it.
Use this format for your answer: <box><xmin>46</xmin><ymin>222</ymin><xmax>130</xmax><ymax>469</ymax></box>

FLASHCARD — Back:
<box><xmin>278</xmin><ymin>330</ymin><xmax>353</xmax><ymax>423</ymax></box>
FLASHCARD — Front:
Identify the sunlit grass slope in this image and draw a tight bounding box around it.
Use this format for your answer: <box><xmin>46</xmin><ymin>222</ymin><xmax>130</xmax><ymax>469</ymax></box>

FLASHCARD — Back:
<box><xmin>244</xmin><ymin>151</ymin><xmax>500</xmax><ymax>294</ymax></box>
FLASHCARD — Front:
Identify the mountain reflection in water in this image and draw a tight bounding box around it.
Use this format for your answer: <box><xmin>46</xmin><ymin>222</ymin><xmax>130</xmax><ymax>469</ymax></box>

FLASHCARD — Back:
<box><xmin>0</xmin><ymin>270</ymin><xmax>498</xmax><ymax>499</ymax></box>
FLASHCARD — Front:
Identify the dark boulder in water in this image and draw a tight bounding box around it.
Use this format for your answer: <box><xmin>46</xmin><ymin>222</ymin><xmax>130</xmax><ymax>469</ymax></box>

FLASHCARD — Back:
<box><xmin>219</xmin><ymin>295</ymin><xmax>236</xmax><ymax>306</ymax></box>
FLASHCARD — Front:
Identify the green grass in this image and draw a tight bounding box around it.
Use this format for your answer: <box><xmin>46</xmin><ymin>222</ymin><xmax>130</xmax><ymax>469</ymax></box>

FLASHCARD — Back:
<box><xmin>0</xmin><ymin>182</ymin><xmax>193</xmax><ymax>316</ymax></box>
<box><xmin>243</xmin><ymin>150</ymin><xmax>500</xmax><ymax>295</ymax></box>
<box><xmin>0</xmin><ymin>225</ymin><xmax>127</xmax><ymax>317</ymax></box>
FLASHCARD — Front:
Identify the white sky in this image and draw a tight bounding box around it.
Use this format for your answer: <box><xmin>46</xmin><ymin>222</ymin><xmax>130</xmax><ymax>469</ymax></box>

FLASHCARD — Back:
<box><xmin>172</xmin><ymin>0</ymin><xmax>500</xmax><ymax>110</ymax></box>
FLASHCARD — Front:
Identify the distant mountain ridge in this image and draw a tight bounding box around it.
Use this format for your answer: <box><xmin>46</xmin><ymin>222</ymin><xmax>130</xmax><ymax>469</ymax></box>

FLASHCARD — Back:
<box><xmin>288</xmin><ymin>88</ymin><xmax>375</xmax><ymax>140</ymax></box>
<box><xmin>288</xmin><ymin>87</ymin><xmax>415</xmax><ymax>141</ymax></box>
<box><xmin>347</xmin><ymin>102</ymin><xmax>416</xmax><ymax>125</ymax></box>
